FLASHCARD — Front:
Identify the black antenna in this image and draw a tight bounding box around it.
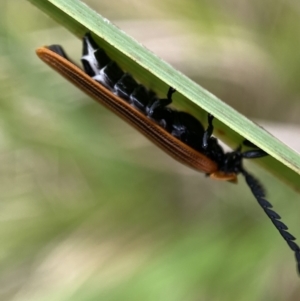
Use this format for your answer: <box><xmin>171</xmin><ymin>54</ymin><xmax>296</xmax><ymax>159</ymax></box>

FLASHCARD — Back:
<box><xmin>241</xmin><ymin>169</ymin><xmax>300</xmax><ymax>274</ymax></box>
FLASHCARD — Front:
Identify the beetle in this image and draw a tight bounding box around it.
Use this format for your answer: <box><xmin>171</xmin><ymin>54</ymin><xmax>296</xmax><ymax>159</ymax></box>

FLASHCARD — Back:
<box><xmin>36</xmin><ymin>32</ymin><xmax>300</xmax><ymax>275</ymax></box>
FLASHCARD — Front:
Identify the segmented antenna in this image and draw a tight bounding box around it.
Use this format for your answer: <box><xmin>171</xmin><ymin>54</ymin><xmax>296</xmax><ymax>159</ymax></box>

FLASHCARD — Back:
<box><xmin>241</xmin><ymin>169</ymin><xmax>300</xmax><ymax>274</ymax></box>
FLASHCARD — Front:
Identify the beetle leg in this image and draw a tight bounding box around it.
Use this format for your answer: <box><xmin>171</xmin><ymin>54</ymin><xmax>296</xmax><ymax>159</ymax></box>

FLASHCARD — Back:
<box><xmin>47</xmin><ymin>45</ymin><xmax>80</xmax><ymax>68</ymax></box>
<box><xmin>48</xmin><ymin>45</ymin><xmax>69</xmax><ymax>59</ymax></box>
<box><xmin>240</xmin><ymin>139</ymin><xmax>268</xmax><ymax>158</ymax></box>
<box><xmin>243</xmin><ymin>139</ymin><xmax>259</xmax><ymax>148</ymax></box>
<box><xmin>167</xmin><ymin>87</ymin><xmax>176</xmax><ymax>100</ymax></box>
<box><xmin>202</xmin><ymin>114</ymin><xmax>214</xmax><ymax>149</ymax></box>
<box><xmin>146</xmin><ymin>87</ymin><xmax>174</xmax><ymax>117</ymax></box>
<box><xmin>242</xmin><ymin>149</ymin><xmax>268</xmax><ymax>159</ymax></box>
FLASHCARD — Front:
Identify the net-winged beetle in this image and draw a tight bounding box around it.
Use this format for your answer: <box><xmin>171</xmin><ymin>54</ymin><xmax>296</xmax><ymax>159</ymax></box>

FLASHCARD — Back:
<box><xmin>36</xmin><ymin>32</ymin><xmax>300</xmax><ymax>275</ymax></box>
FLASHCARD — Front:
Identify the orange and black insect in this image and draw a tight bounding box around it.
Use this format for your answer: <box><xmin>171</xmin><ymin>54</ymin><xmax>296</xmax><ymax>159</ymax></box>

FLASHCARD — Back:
<box><xmin>36</xmin><ymin>32</ymin><xmax>300</xmax><ymax>275</ymax></box>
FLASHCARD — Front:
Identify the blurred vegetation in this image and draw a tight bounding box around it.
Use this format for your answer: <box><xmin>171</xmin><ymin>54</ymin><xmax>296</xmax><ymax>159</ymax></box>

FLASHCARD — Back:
<box><xmin>0</xmin><ymin>0</ymin><xmax>300</xmax><ymax>300</ymax></box>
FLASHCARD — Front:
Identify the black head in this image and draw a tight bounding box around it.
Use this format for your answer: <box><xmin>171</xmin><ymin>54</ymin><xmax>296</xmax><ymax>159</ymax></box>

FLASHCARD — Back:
<box><xmin>219</xmin><ymin>149</ymin><xmax>243</xmax><ymax>175</ymax></box>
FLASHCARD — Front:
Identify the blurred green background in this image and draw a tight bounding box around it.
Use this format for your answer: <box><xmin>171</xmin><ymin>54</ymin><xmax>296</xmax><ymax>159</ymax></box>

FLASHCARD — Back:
<box><xmin>1</xmin><ymin>0</ymin><xmax>300</xmax><ymax>300</ymax></box>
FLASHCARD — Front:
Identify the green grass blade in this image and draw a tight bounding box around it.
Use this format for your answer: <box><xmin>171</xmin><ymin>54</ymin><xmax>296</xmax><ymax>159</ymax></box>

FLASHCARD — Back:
<box><xmin>27</xmin><ymin>0</ymin><xmax>300</xmax><ymax>190</ymax></box>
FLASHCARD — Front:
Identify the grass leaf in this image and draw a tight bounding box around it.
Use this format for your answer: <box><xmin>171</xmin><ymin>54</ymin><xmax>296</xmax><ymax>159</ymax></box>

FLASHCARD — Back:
<box><xmin>27</xmin><ymin>0</ymin><xmax>300</xmax><ymax>190</ymax></box>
